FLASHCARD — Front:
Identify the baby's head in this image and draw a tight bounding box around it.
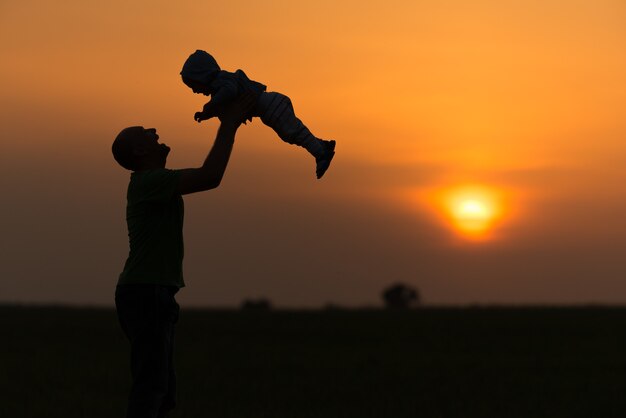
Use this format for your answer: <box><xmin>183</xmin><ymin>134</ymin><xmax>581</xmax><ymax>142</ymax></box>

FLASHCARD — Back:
<box><xmin>181</xmin><ymin>50</ymin><xmax>220</xmax><ymax>94</ymax></box>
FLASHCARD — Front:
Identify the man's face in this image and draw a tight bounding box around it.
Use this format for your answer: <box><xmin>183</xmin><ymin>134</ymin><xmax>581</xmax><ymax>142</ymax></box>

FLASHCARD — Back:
<box><xmin>134</xmin><ymin>127</ymin><xmax>170</xmax><ymax>165</ymax></box>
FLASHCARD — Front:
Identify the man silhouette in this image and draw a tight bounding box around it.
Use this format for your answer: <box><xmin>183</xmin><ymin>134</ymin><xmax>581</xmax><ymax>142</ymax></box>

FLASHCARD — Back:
<box><xmin>112</xmin><ymin>94</ymin><xmax>255</xmax><ymax>418</ymax></box>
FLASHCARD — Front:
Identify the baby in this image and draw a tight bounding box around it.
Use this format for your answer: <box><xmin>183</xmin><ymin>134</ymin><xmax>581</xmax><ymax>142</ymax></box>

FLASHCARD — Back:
<box><xmin>181</xmin><ymin>50</ymin><xmax>335</xmax><ymax>179</ymax></box>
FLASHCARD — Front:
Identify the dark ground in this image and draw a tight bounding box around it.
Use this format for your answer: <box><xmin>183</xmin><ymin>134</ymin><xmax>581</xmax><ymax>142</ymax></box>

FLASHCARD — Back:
<box><xmin>2</xmin><ymin>305</ymin><xmax>626</xmax><ymax>418</ymax></box>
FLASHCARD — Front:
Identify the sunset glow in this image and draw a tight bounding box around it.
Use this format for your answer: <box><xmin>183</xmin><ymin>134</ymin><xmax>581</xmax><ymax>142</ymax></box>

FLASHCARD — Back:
<box><xmin>2</xmin><ymin>0</ymin><xmax>626</xmax><ymax>306</ymax></box>
<box><xmin>437</xmin><ymin>186</ymin><xmax>504</xmax><ymax>240</ymax></box>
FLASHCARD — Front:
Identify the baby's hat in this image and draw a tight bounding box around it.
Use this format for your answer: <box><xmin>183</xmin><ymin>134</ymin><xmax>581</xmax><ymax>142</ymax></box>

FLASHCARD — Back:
<box><xmin>180</xmin><ymin>50</ymin><xmax>221</xmax><ymax>84</ymax></box>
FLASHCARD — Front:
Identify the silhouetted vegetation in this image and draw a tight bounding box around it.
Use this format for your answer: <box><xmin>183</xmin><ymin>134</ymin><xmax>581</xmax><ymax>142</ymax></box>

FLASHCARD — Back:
<box><xmin>382</xmin><ymin>283</ymin><xmax>420</xmax><ymax>309</ymax></box>
<box><xmin>3</xmin><ymin>305</ymin><xmax>626</xmax><ymax>417</ymax></box>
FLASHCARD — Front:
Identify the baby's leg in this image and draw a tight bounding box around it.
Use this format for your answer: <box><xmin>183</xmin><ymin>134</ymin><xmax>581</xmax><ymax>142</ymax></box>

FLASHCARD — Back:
<box><xmin>257</xmin><ymin>92</ymin><xmax>324</xmax><ymax>157</ymax></box>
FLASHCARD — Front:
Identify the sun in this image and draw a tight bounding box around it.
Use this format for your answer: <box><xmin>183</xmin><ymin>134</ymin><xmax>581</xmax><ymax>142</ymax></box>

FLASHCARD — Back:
<box><xmin>453</xmin><ymin>198</ymin><xmax>493</xmax><ymax>232</ymax></box>
<box><xmin>439</xmin><ymin>185</ymin><xmax>503</xmax><ymax>239</ymax></box>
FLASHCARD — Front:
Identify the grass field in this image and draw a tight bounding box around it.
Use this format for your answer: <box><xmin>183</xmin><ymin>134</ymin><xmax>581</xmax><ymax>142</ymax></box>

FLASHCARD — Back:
<box><xmin>2</xmin><ymin>305</ymin><xmax>626</xmax><ymax>418</ymax></box>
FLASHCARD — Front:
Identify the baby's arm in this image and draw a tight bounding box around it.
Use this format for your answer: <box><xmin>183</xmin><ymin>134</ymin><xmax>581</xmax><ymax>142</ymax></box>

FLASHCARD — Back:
<box><xmin>194</xmin><ymin>76</ymin><xmax>239</xmax><ymax>123</ymax></box>
<box><xmin>194</xmin><ymin>102</ymin><xmax>218</xmax><ymax>122</ymax></box>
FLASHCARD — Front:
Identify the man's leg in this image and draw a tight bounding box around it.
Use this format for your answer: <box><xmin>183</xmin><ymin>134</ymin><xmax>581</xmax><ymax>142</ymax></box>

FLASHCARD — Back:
<box><xmin>158</xmin><ymin>288</ymin><xmax>179</xmax><ymax>418</ymax></box>
<box><xmin>116</xmin><ymin>285</ymin><xmax>179</xmax><ymax>418</ymax></box>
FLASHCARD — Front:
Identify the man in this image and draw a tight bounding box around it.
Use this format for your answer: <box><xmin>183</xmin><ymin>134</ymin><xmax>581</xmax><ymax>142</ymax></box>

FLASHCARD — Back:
<box><xmin>112</xmin><ymin>93</ymin><xmax>255</xmax><ymax>418</ymax></box>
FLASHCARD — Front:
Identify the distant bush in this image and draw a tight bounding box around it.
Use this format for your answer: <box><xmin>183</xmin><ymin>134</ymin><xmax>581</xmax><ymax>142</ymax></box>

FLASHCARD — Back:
<box><xmin>382</xmin><ymin>283</ymin><xmax>420</xmax><ymax>309</ymax></box>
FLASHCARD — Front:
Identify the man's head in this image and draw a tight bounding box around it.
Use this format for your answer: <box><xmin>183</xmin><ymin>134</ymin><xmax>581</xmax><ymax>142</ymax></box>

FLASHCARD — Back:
<box><xmin>112</xmin><ymin>126</ymin><xmax>170</xmax><ymax>171</ymax></box>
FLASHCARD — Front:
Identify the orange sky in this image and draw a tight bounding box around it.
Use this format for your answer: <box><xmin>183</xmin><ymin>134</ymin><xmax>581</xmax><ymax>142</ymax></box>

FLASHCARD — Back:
<box><xmin>1</xmin><ymin>0</ymin><xmax>626</xmax><ymax>307</ymax></box>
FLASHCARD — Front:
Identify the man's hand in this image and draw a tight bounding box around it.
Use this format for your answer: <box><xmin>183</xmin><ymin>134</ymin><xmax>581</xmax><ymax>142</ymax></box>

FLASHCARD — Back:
<box><xmin>217</xmin><ymin>93</ymin><xmax>257</xmax><ymax>126</ymax></box>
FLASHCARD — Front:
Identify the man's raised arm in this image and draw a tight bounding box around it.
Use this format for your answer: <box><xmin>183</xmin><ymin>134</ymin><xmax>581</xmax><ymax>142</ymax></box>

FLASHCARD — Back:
<box><xmin>177</xmin><ymin>93</ymin><xmax>256</xmax><ymax>195</ymax></box>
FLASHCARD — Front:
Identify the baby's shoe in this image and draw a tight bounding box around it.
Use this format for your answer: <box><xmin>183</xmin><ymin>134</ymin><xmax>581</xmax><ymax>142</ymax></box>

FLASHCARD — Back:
<box><xmin>316</xmin><ymin>140</ymin><xmax>336</xmax><ymax>179</ymax></box>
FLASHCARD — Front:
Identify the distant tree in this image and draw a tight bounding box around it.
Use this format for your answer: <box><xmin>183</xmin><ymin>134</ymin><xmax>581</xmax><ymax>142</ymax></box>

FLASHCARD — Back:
<box><xmin>241</xmin><ymin>298</ymin><xmax>272</xmax><ymax>312</ymax></box>
<box><xmin>382</xmin><ymin>283</ymin><xmax>420</xmax><ymax>309</ymax></box>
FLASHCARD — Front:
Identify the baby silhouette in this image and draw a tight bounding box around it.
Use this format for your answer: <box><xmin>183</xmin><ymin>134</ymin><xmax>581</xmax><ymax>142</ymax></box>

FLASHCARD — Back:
<box><xmin>181</xmin><ymin>50</ymin><xmax>335</xmax><ymax>179</ymax></box>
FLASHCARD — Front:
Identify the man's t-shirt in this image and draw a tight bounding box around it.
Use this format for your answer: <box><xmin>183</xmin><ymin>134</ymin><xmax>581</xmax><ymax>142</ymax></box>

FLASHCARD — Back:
<box><xmin>118</xmin><ymin>168</ymin><xmax>185</xmax><ymax>288</ymax></box>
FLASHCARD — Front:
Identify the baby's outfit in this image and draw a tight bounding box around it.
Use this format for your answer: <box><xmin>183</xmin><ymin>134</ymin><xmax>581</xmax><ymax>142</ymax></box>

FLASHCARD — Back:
<box><xmin>181</xmin><ymin>50</ymin><xmax>335</xmax><ymax>178</ymax></box>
